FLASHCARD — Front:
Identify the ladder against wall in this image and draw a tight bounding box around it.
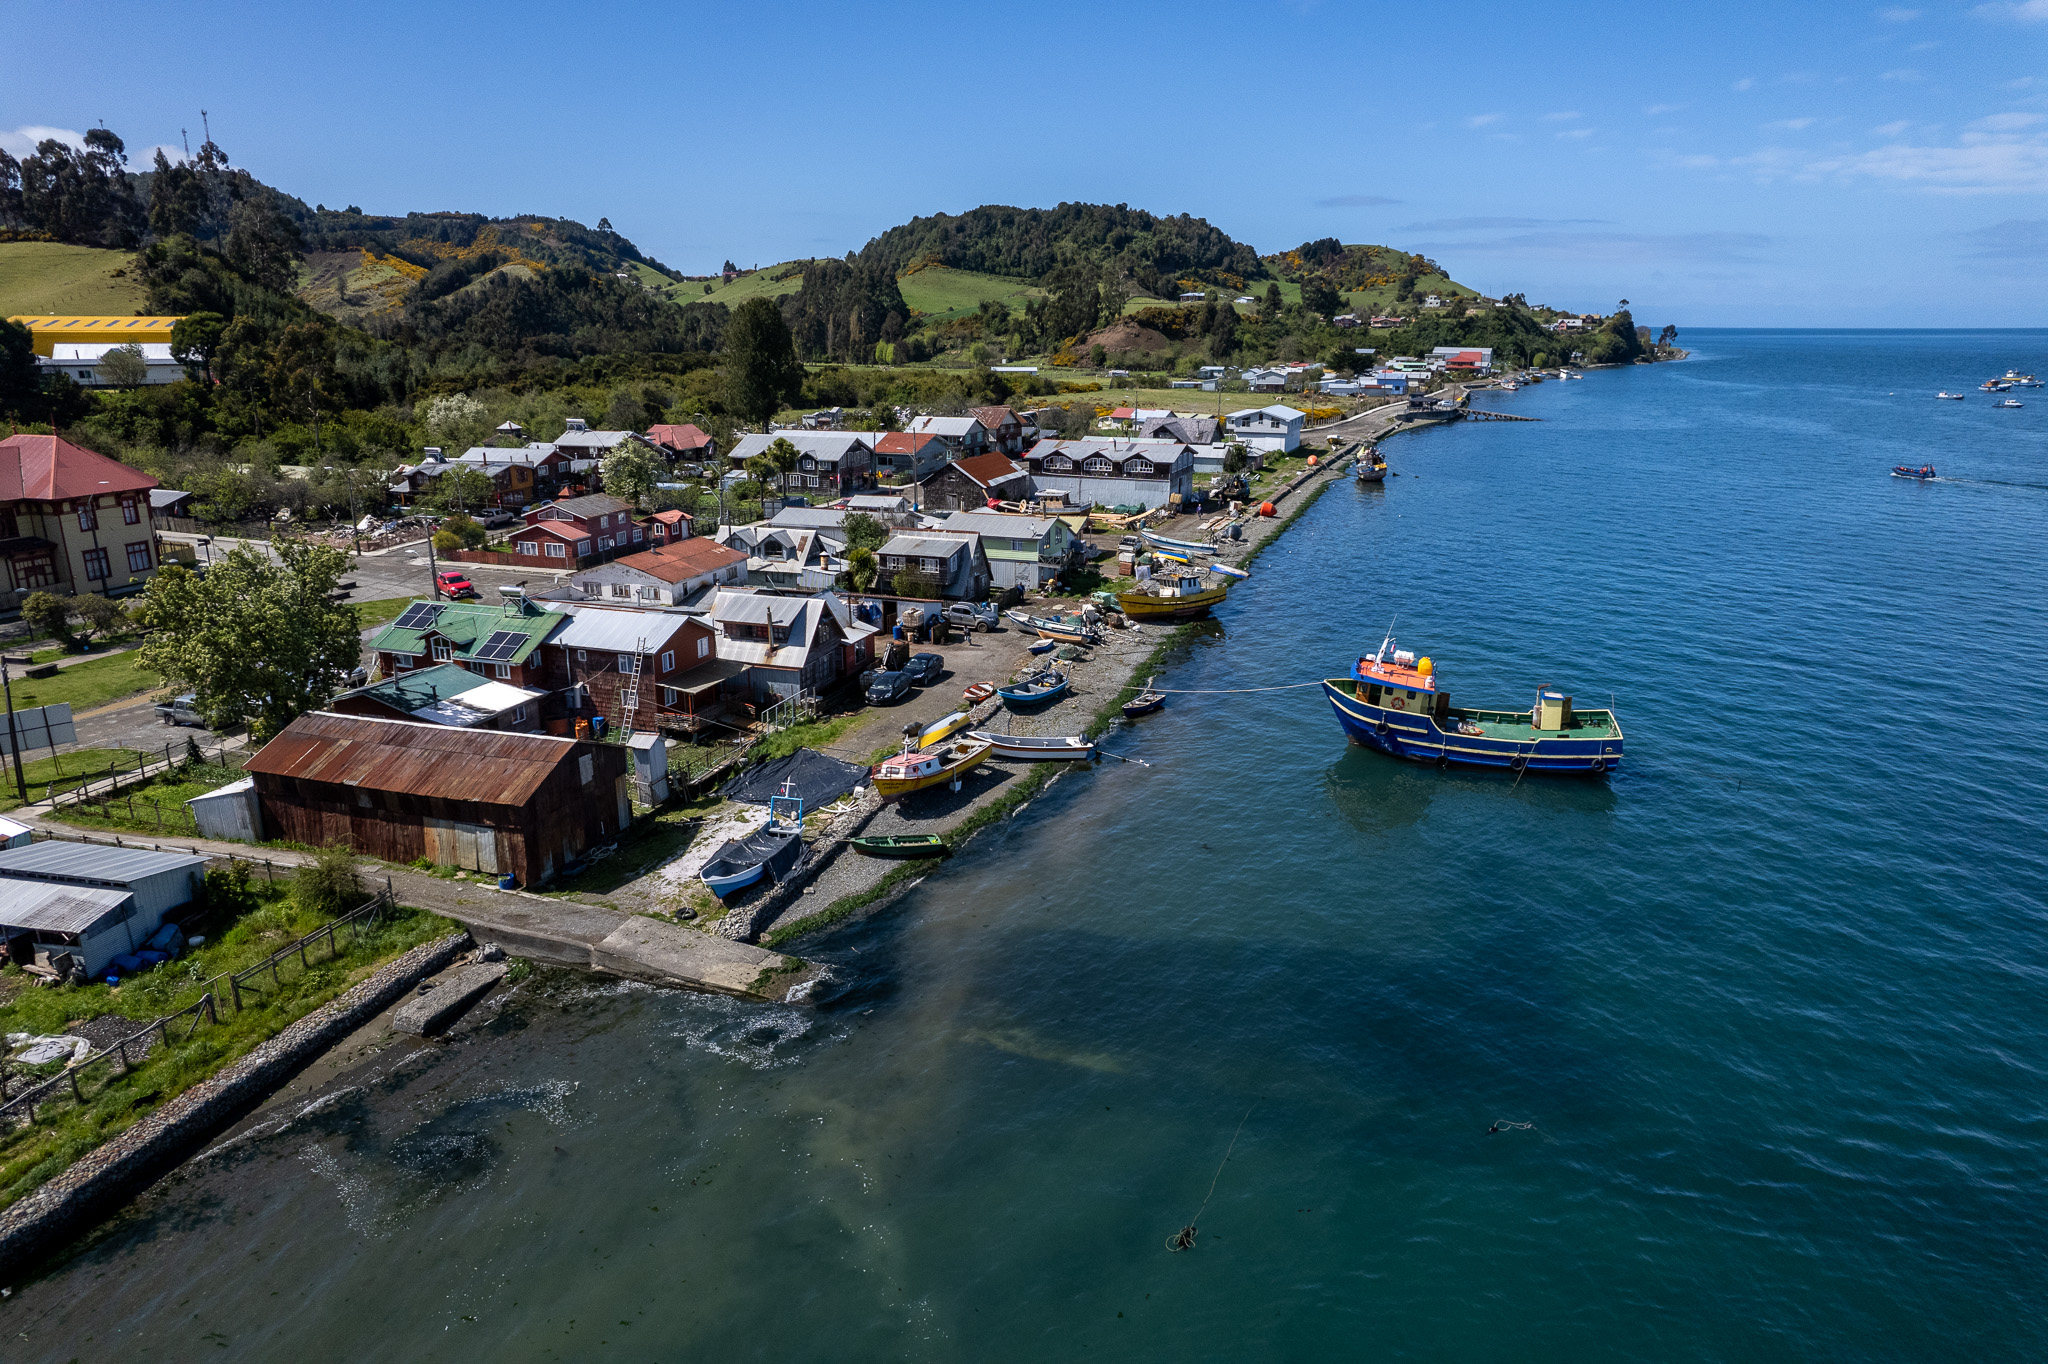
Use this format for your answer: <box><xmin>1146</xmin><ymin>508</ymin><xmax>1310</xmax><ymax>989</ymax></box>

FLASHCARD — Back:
<box><xmin>613</xmin><ymin>637</ymin><xmax>646</xmax><ymax>740</ymax></box>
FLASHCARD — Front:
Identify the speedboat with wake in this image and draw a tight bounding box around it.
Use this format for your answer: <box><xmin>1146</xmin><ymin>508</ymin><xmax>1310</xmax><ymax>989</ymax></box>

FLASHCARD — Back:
<box><xmin>1891</xmin><ymin>464</ymin><xmax>1937</xmax><ymax>480</ymax></box>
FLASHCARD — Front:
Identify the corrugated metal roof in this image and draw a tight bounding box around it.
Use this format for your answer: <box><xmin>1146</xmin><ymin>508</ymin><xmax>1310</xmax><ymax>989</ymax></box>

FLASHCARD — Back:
<box><xmin>0</xmin><ymin>841</ymin><xmax>208</xmax><ymax>885</ymax></box>
<box><xmin>880</xmin><ymin>534</ymin><xmax>973</xmax><ymax>558</ymax></box>
<box><xmin>0</xmin><ymin>881</ymin><xmax>133</xmax><ymax>935</ymax></box>
<box><xmin>243</xmin><ymin>712</ymin><xmax>587</xmax><ymax>805</ymax></box>
<box><xmin>553</xmin><ymin>607</ymin><xmax>672</xmax><ymax>653</ymax></box>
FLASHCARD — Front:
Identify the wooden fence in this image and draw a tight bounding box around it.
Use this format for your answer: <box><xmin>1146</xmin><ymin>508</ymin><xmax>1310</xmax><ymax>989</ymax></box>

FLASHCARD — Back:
<box><xmin>0</xmin><ymin>887</ymin><xmax>397</xmax><ymax>1128</ymax></box>
<box><xmin>34</xmin><ymin>738</ymin><xmax>246</xmax><ymax>828</ymax></box>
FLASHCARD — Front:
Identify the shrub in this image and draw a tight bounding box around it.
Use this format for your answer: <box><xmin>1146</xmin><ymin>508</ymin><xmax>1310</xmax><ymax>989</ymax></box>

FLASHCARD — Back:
<box><xmin>291</xmin><ymin>843</ymin><xmax>364</xmax><ymax>918</ymax></box>
<box><xmin>204</xmin><ymin>861</ymin><xmax>258</xmax><ymax>917</ymax></box>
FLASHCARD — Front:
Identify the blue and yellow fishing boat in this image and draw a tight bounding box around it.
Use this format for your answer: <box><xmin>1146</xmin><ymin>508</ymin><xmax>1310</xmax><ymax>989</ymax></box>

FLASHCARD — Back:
<box><xmin>1322</xmin><ymin>636</ymin><xmax>1622</xmax><ymax>775</ymax></box>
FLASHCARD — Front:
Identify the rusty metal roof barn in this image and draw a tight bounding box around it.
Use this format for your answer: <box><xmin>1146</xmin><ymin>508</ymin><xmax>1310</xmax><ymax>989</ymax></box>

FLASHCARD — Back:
<box><xmin>242</xmin><ymin>712</ymin><xmax>587</xmax><ymax>805</ymax></box>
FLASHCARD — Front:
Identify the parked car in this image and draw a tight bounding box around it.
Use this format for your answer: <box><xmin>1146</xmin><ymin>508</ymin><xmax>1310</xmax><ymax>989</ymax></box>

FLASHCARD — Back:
<box><xmin>477</xmin><ymin>510</ymin><xmax>517</xmax><ymax>530</ymax></box>
<box><xmin>901</xmin><ymin>652</ymin><xmax>944</xmax><ymax>686</ymax></box>
<box><xmin>154</xmin><ymin>693</ymin><xmax>204</xmax><ymax>727</ymax></box>
<box><xmin>865</xmin><ymin>670</ymin><xmax>914</xmax><ymax>705</ymax></box>
<box><xmin>942</xmin><ymin>601</ymin><xmax>998</xmax><ymax>632</ymax></box>
<box><xmin>435</xmin><ymin>570</ymin><xmax>478</xmax><ymax>599</ymax></box>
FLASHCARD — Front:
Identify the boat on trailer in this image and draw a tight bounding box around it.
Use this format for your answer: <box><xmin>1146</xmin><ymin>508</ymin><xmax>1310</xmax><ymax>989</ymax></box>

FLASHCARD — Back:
<box><xmin>1322</xmin><ymin>633</ymin><xmax>1623</xmax><ymax>775</ymax></box>
<box><xmin>968</xmin><ymin>730</ymin><xmax>1096</xmax><ymax>761</ymax></box>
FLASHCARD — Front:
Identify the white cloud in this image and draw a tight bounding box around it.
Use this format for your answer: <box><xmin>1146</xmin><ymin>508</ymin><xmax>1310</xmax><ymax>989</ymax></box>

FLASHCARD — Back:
<box><xmin>1766</xmin><ymin>117</ymin><xmax>1818</xmax><ymax>130</ymax></box>
<box><xmin>1803</xmin><ymin>128</ymin><xmax>2048</xmax><ymax>192</ymax></box>
<box><xmin>0</xmin><ymin>125</ymin><xmax>87</xmax><ymax>157</ymax></box>
<box><xmin>1645</xmin><ymin>102</ymin><xmax>1687</xmax><ymax>115</ymax></box>
<box><xmin>1882</xmin><ymin>68</ymin><xmax>1924</xmax><ymax>81</ymax></box>
<box><xmin>1316</xmin><ymin>194</ymin><xmax>1402</xmax><ymax>207</ymax></box>
<box><xmin>1543</xmin><ymin>111</ymin><xmax>1581</xmax><ymax>122</ymax></box>
<box><xmin>1556</xmin><ymin>127</ymin><xmax>1595</xmax><ymax>139</ymax></box>
<box><xmin>1734</xmin><ymin>77</ymin><xmax>1757</xmax><ymax>91</ymax></box>
<box><xmin>1876</xmin><ymin>5</ymin><xmax>1921</xmax><ymax>18</ymax></box>
<box><xmin>1970</xmin><ymin>111</ymin><xmax>2046</xmax><ymax>130</ymax></box>
<box><xmin>1465</xmin><ymin>113</ymin><xmax>1501</xmax><ymax>127</ymax></box>
<box><xmin>1408</xmin><ymin>229</ymin><xmax>1773</xmax><ymax>266</ymax></box>
<box><xmin>1874</xmin><ymin>120</ymin><xmax>1913</xmax><ymax>135</ymax></box>
<box><xmin>1397</xmin><ymin>216</ymin><xmax>1612</xmax><ymax>231</ymax></box>
<box><xmin>1972</xmin><ymin>0</ymin><xmax>2048</xmax><ymax>18</ymax></box>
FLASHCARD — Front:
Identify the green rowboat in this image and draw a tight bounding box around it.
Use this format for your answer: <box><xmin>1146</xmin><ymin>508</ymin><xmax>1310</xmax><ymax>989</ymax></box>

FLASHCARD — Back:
<box><xmin>848</xmin><ymin>834</ymin><xmax>950</xmax><ymax>859</ymax></box>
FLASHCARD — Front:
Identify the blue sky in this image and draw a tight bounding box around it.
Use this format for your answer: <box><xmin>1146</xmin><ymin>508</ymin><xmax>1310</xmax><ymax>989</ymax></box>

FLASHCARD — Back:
<box><xmin>5</xmin><ymin>0</ymin><xmax>2044</xmax><ymax>326</ymax></box>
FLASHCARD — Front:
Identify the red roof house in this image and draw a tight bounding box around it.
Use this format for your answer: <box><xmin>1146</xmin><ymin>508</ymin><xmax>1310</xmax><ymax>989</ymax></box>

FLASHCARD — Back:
<box><xmin>0</xmin><ymin>433</ymin><xmax>161</xmax><ymax>601</ymax></box>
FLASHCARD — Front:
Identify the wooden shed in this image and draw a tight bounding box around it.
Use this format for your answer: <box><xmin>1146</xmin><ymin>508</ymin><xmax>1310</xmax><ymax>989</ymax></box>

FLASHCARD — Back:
<box><xmin>242</xmin><ymin>712</ymin><xmax>632</xmax><ymax>886</ymax></box>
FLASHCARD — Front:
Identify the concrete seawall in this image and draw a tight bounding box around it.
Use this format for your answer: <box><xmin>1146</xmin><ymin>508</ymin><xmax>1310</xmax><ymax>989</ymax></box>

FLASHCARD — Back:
<box><xmin>0</xmin><ymin>930</ymin><xmax>472</xmax><ymax>1281</ymax></box>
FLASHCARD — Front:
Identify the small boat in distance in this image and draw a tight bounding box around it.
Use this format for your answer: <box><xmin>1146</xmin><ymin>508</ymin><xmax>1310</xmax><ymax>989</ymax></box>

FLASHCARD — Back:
<box><xmin>1935</xmin><ymin>391</ymin><xmax>1965</xmax><ymax>400</ymax></box>
<box><xmin>1980</xmin><ymin>379</ymin><xmax>2012</xmax><ymax>392</ymax></box>
<box><xmin>1323</xmin><ymin>631</ymin><xmax>1622</xmax><ymax>775</ymax></box>
<box><xmin>1355</xmin><ymin>446</ymin><xmax>1388</xmax><ymax>483</ymax></box>
<box><xmin>849</xmin><ymin>833</ymin><xmax>949</xmax><ymax>859</ymax></box>
<box><xmin>968</xmin><ymin>730</ymin><xmax>1096</xmax><ymax>761</ymax></box>
<box><xmin>2002</xmin><ymin>369</ymin><xmax>2039</xmax><ymax>386</ymax></box>
<box><xmin>1891</xmin><ymin>464</ymin><xmax>1937</xmax><ymax>481</ymax></box>
<box><xmin>1139</xmin><ymin>529</ymin><xmax>1215</xmax><ymax>557</ymax></box>
<box><xmin>1122</xmin><ymin>675</ymin><xmax>1165</xmax><ymax>718</ymax></box>
<box><xmin>998</xmin><ymin>668</ymin><xmax>1071</xmax><ymax>708</ymax></box>
<box><xmin>1996</xmin><ymin>398</ymin><xmax>2024</xmax><ymax>409</ymax></box>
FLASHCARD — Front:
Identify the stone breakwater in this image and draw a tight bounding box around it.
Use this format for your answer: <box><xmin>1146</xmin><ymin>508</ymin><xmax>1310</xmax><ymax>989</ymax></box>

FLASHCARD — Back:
<box><xmin>0</xmin><ymin>930</ymin><xmax>473</xmax><ymax>1281</ymax></box>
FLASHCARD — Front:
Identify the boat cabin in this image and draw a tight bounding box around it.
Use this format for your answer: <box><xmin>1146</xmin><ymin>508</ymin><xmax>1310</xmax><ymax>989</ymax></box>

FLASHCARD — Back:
<box><xmin>1534</xmin><ymin>690</ymin><xmax>1574</xmax><ymax>731</ymax></box>
<box><xmin>1147</xmin><ymin>572</ymin><xmax>1208</xmax><ymax>597</ymax></box>
<box><xmin>1352</xmin><ymin>652</ymin><xmax>1450</xmax><ymax>723</ymax></box>
<box><xmin>876</xmin><ymin>751</ymin><xmax>941</xmax><ymax>781</ymax></box>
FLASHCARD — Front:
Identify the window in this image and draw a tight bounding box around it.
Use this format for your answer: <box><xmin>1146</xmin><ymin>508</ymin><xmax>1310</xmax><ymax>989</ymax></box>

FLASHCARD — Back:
<box><xmin>1127</xmin><ymin>459</ymin><xmax>1154</xmax><ymax>474</ymax></box>
<box><xmin>1011</xmin><ymin>539</ymin><xmax>1027</xmax><ymax>552</ymax></box>
<box><xmin>431</xmin><ymin>639</ymin><xmax>453</xmax><ymax>662</ymax></box>
<box><xmin>576</xmin><ymin>540</ymin><xmax>592</xmax><ymax>555</ymax></box>
<box><xmin>126</xmin><ymin>542</ymin><xmax>152</xmax><ymax>573</ymax></box>
<box><xmin>696</xmin><ymin>636</ymin><xmax>710</xmax><ymax>659</ymax></box>
<box><xmin>545</xmin><ymin>542</ymin><xmax>566</xmax><ymax>558</ymax></box>
<box><xmin>598</xmin><ymin>535</ymin><xmax>613</xmax><ymax>550</ymax></box>
<box><xmin>622</xmin><ymin>690</ymin><xmax>639</xmax><ymax>711</ymax></box>
<box><xmin>120</xmin><ymin>497</ymin><xmax>139</xmax><ymax>525</ymax></box>
<box><xmin>617</xmin><ymin>653</ymin><xmax>634</xmax><ymax>671</ymax></box>
<box><xmin>609</xmin><ymin>583</ymin><xmax>631</xmax><ymax>599</ymax></box>
<box><xmin>576</xmin><ymin>649</ymin><xmax>587</xmax><ymax>662</ymax></box>
<box><xmin>660</xmin><ymin>650</ymin><xmax>675</xmax><ymax>673</ymax></box>
<box><xmin>395</xmin><ymin>653</ymin><xmax>415</xmax><ymax>669</ymax></box>
<box><xmin>510</xmin><ymin>704</ymin><xmax>528</xmax><ymax>724</ymax></box>
<box><xmin>659</xmin><ymin>685</ymin><xmax>681</xmax><ymax>706</ymax></box>
<box><xmin>14</xmin><ymin>552</ymin><xmax>53</xmax><ymax>588</ymax></box>
<box><xmin>1045</xmin><ymin>455</ymin><xmax>1071</xmax><ymax>471</ymax></box>
<box><xmin>493</xmin><ymin>663</ymin><xmax>512</xmax><ymax>679</ymax></box>
<box><xmin>632</xmin><ymin>527</ymin><xmax>643</xmax><ymax>542</ymax></box>
<box><xmin>578</xmin><ymin>754</ymin><xmax>594</xmax><ymax>786</ymax></box>
<box><xmin>77</xmin><ymin>505</ymin><xmax>96</xmax><ymax>531</ymax></box>
<box><xmin>770</xmin><ymin>624</ymin><xmax>791</xmax><ymax>645</ymax></box>
<box><xmin>805</xmin><ymin>474</ymin><xmax>819</xmax><ymax>488</ymax></box>
<box><xmin>638</xmin><ymin>586</ymin><xmax>659</xmax><ymax>601</ymax></box>
<box><xmin>82</xmin><ymin>547</ymin><xmax>109</xmax><ymax>580</ymax></box>
<box><xmin>921</xmin><ymin>556</ymin><xmax>943</xmax><ymax>572</ymax></box>
<box><xmin>1083</xmin><ymin>457</ymin><xmax>1114</xmax><ymax>474</ymax></box>
<box><xmin>517</xmin><ymin>540</ymin><xmax>538</xmax><ymax>555</ymax></box>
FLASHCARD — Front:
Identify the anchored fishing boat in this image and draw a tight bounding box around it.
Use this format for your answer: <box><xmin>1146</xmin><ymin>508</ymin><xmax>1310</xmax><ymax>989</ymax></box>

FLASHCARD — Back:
<box><xmin>998</xmin><ymin>668</ymin><xmax>1071</xmax><ymax>707</ymax></box>
<box><xmin>968</xmin><ymin>730</ymin><xmax>1096</xmax><ymax>761</ymax></box>
<box><xmin>849</xmin><ymin>833</ymin><xmax>950</xmax><ymax>859</ymax></box>
<box><xmin>1122</xmin><ymin>675</ymin><xmax>1166</xmax><ymax>718</ymax></box>
<box><xmin>1936</xmin><ymin>391</ymin><xmax>1965</xmax><ymax>400</ymax></box>
<box><xmin>1891</xmin><ymin>464</ymin><xmax>1937</xmax><ymax>480</ymax></box>
<box><xmin>1996</xmin><ymin>398</ymin><xmax>2024</xmax><ymax>409</ymax></box>
<box><xmin>869</xmin><ymin>736</ymin><xmax>992</xmax><ymax>800</ymax></box>
<box><xmin>1354</xmin><ymin>446</ymin><xmax>1388</xmax><ymax>482</ymax></box>
<box><xmin>1139</xmin><ymin>529</ymin><xmax>1215</xmax><ymax>557</ymax></box>
<box><xmin>1322</xmin><ymin>633</ymin><xmax>1623</xmax><ymax>775</ymax></box>
<box><xmin>1117</xmin><ymin>569</ymin><xmax>1229</xmax><ymax>622</ymax></box>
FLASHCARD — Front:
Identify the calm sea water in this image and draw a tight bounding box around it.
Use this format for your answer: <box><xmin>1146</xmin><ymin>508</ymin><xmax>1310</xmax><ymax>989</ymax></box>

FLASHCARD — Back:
<box><xmin>13</xmin><ymin>331</ymin><xmax>2048</xmax><ymax>1362</ymax></box>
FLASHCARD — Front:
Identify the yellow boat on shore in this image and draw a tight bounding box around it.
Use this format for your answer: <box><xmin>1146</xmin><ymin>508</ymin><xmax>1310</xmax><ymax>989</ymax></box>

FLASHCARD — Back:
<box><xmin>870</xmin><ymin>736</ymin><xmax>992</xmax><ymax>800</ymax></box>
<box><xmin>1116</xmin><ymin>569</ymin><xmax>1230</xmax><ymax>621</ymax></box>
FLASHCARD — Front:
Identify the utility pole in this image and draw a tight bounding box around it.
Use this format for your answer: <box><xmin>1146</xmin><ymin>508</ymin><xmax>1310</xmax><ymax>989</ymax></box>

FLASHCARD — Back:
<box><xmin>1</xmin><ymin>654</ymin><xmax>30</xmax><ymax>805</ymax></box>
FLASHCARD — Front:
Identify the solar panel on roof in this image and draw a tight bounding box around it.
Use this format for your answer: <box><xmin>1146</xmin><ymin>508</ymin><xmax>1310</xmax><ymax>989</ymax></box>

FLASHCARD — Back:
<box><xmin>394</xmin><ymin>603</ymin><xmax>444</xmax><ymax>631</ymax></box>
<box><xmin>472</xmin><ymin>630</ymin><xmax>528</xmax><ymax>662</ymax></box>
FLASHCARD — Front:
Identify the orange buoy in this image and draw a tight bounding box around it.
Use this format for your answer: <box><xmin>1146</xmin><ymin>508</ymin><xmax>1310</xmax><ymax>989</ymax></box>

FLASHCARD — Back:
<box><xmin>1306</xmin><ymin>453</ymin><xmax>1318</xmax><ymax>468</ymax></box>
<box><xmin>1258</xmin><ymin>501</ymin><xmax>1277</xmax><ymax>517</ymax></box>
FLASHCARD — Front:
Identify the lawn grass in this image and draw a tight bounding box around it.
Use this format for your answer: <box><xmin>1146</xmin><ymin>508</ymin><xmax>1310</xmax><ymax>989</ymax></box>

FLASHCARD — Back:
<box><xmin>0</xmin><ymin>241</ymin><xmax>148</xmax><ymax>316</ymax></box>
<box><xmin>46</xmin><ymin>757</ymin><xmax>246</xmax><ymax>834</ymax></box>
<box><xmin>6</xmin><ymin>650</ymin><xmax>166</xmax><ymax>715</ymax></box>
<box><xmin>0</xmin><ymin>748</ymin><xmax>148</xmax><ymax>813</ymax></box>
<box><xmin>351</xmin><ymin>595</ymin><xmax>416</xmax><ymax>631</ymax></box>
<box><xmin>0</xmin><ymin>888</ymin><xmax>456</xmax><ymax>1211</ymax></box>
<box><xmin>665</xmin><ymin>261</ymin><xmax>811</xmax><ymax>308</ymax></box>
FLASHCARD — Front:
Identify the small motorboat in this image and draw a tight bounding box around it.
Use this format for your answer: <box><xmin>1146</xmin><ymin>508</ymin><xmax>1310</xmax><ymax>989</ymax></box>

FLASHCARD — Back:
<box><xmin>1122</xmin><ymin>675</ymin><xmax>1165</xmax><ymax>718</ymax></box>
<box><xmin>1027</xmin><ymin>638</ymin><xmax>1057</xmax><ymax>655</ymax></box>
<box><xmin>869</xmin><ymin>736</ymin><xmax>992</xmax><ymax>801</ymax></box>
<box><xmin>962</xmin><ymin>682</ymin><xmax>996</xmax><ymax>704</ymax></box>
<box><xmin>918</xmin><ymin>710</ymin><xmax>971</xmax><ymax>749</ymax></box>
<box><xmin>1354</xmin><ymin>448</ymin><xmax>1388</xmax><ymax>483</ymax></box>
<box><xmin>968</xmin><ymin>730</ymin><xmax>1097</xmax><ymax>761</ymax></box>
<box><xmin>1891</xmin><ymin>464</ymin><xmax>1937</xmax><ymax>481</ymax></box>
<box><xmin>1935</xmin><ymin>391</ymin><xmax>1965</xmax><ymax>400</ymax></box>
<box><xmin>1996</xmin><ymin>398</ymin><xmax>2024</xmax><ymax>408</ymax></box>
<box><xmin>1151</xmin><ymin>547</ymin><xmax>1196</xmax><ymax>566</ymax></box>
<box><xmin>1210</xmin><ymin>562</ymin><xmax>1249</xmax><ymax>580</ymax></box>
<box><xmin>849</xmin><ymin>833</ymin><xmax>950</xmax><ymax>859</ymax></box>
<box><xmin>1032</xmin><ymin>618</ymin><xmax>1099</xmax><ymax>646</ymax></box>
<box><xmin>1139</xmin><ymin>529</ymin><xmax>1214</xmax><ymax>557</ymax></box>
<box><xmin>998</xmin><ymin>668</ymin><xmax>1071</xmax><ymax>708</ymax></box>
<box><xmin>699</xmin><ymin>828</ymin><xmax>804</xmax><ymax>898</ymax></box>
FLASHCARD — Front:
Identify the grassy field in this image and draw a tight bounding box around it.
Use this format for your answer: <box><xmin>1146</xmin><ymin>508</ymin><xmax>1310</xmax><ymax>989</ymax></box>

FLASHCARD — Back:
<box><xmin>0</xmin><ymin>747</ymin><xmax>149</xmax><ymax>813</ymax></box>
<box><xmin>666</xmin><ymin>261</ymin><xmax>811</xmax><ymax>308</ymax></box>
<box><xmin>49</xmin><ymin>755</ymin><xmax>246</xmax><ymax>833</ymax></box>
<box><xmin>352</xmin><ymin>595</ymin><xmax>416</xmax><ymax>630</ymax></box>
<box><xmin>0</xmin><ymin>241</ymin><xmax>149</xmax><ymax>317</ymax></box>
<box><xmin>7</xmin><ymin>651</ymin><xmax>166</xmax><ymax>714</ymax></box>
<box><xmin>898</xmin><ymin>266</ymin><xmax>1045</xmax><ymax>321</ymax></box>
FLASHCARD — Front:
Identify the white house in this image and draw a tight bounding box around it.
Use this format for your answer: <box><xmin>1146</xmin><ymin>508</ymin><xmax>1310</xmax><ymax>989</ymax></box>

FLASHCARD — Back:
<box><xmin>1224</xmin><ymin>406</ymin><xmax>1305</xmax><ymax>453</ymax></box>
<box><xmin>903</xmin><ymin>415</ymin><xmax>990</xmax><ymax>459</ymax></box>
<box><xmin>40</xmin><ymin>343</ymin><xmax>184</xmax><ymax>388</ymax></box>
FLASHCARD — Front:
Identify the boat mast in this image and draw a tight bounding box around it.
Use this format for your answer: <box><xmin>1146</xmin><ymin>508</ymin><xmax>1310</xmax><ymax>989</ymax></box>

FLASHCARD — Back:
<box><xmin>1374</xmin><ymin>616</ymin><xmax>1397</xmax><ymax>664</ymax></box>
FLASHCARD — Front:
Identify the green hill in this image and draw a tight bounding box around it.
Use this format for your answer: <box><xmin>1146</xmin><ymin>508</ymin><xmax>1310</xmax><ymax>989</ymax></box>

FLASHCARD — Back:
<box><xmin>0</xmin><ymin>242</ymin><xmax>150</xmax><ymax>317</ymax></box>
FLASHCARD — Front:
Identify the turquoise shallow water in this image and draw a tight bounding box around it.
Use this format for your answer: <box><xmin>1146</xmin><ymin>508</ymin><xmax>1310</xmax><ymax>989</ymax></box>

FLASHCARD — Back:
<box><xmin>13</xmin><ymin>331</ymin><xmax>2048</xmax><ymax>1361</ymax></box>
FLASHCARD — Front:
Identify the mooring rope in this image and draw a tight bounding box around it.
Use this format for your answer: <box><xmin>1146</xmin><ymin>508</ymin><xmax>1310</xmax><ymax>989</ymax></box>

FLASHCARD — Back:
<box><xmin>1166</xmin><ymin>1104</ymin><xmax>1256</xmax><ymax>1252</ymax></box>
<box><xmin>1488</xmin><ymin>1119</ymin><xmax>1535</xmax><ymax>1135</ymax></box>
<box><xmin>1134</xmin><ymin>681</ymin><xmax>1329</xmax><ymax>696</ymax></box>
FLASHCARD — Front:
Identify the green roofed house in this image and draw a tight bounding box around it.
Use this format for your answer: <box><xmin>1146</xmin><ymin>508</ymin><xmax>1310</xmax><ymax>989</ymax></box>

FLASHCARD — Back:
<box><xmin>326</xmin><ymin>663</ymin><xmax>545</xmax><ymax>732</ymax></box>
<box><xmin>367</xmin><ymin>596</ymin><xmax>566</xmax><ymax>690</ymax></box>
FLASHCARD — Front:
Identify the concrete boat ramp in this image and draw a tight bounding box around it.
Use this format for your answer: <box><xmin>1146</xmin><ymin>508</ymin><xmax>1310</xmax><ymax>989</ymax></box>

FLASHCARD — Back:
<box><xmin>451</xmin><ymin>896</ymin><xmax>810</xmax><ymax>1001</ymax></box>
